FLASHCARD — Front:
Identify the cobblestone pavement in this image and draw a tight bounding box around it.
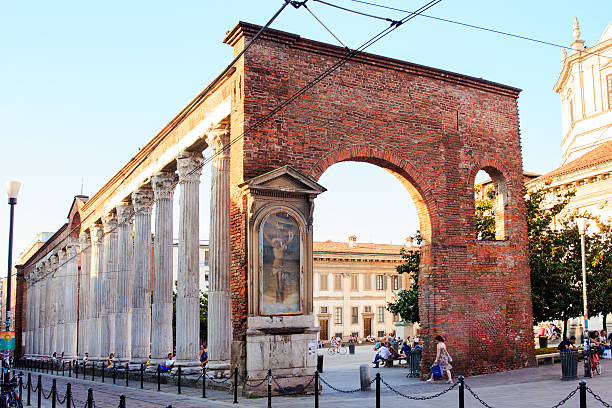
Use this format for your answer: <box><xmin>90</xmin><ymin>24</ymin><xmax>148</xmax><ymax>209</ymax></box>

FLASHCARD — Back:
<box><xmin>14</xmin><ymin>347</ymin><xmax>612</xmax><ymax>408</ymax></box>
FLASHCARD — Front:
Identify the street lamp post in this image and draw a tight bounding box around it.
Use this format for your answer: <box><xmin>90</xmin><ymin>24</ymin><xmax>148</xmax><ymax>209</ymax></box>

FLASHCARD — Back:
<box><xmin>576</xmin><ymin>217</ymin><xmax>590</xmax><ymax>378</ymax></box>
<box><xmin>4</xmin><ymin>181</ymin><xmax>20</xmax><ymax>381</ymax></box>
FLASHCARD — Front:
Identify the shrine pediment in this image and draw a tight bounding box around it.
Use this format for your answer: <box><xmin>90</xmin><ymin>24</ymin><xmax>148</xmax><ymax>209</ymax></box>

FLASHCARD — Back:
<box><xmin>240</xmin><ymin>165</ymin><xmax>326</xmax><ymax>196</ymax></box>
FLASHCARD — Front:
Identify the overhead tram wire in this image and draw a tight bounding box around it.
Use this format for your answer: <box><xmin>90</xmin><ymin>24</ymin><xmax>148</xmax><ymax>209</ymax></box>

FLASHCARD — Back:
<box><xmin>303</xmin><ymin>3</ymin><xmax>349</xmax><ymax>48</ymax></box>
<box><xmin>344</xmin><ymin>0</ymin><xmax>612</xmax><ymax>61</ymax></box>
<box><xmin>33</xmin><ymin>0</ymin><xmax>443</xmax><ymax>282</ymax></box>
<box><xmin>24</xmin><ymin>0</ymin><xmax>300</xmax><ymax>271</ymax></box>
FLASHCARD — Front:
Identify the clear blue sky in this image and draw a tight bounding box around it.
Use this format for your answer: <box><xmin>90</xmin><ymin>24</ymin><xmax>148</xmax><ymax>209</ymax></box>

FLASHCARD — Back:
<box><xmin>1</xmin><ymin>1</ymin><xmax>610</xmax><ymax>265</ymax></box>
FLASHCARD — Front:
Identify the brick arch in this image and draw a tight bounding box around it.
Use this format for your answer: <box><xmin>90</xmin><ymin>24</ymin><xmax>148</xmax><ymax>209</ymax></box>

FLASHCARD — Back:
<box><xmin>308</xmin><ymin>145</ymin><xmax>437</xmax><ymax>244</ymax></box>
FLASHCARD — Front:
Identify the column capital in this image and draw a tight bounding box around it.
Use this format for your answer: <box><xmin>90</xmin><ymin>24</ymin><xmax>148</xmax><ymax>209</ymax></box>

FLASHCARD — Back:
<box><xmin>177</xmin><ymin>151</ymin><xmax>204</xmax><ymax>182</ymax></box>
<box><xmin>152</xmin><ymin>171</ymin><xmax>178</xmax><ymax>200</ymax></box>
<box><xmin>116</xmin><ymin>201</ymin><xmax>134</xmax><ymax>225</ymax></box>
<box><xmin>66</xmin><ymin>242</ymin><xmax>79</xmax><ymax>258</ymax></box>
<box><xmin>102</xmin><ymin>212</ymin><xmax>118</xmax><ymax>234</ymax></box>
<box><xmin>206</xmin><ymin>127</ymin><xmax>230</xmax><ymax>156</ymax></box>
<box><xmin>90</xmin><ymin>223</ymin><xmax>104</xmax><ymax>245</ymax></box>
<box><xmin>132</xmin><ymin>185</ymin><xmax>154</xmax><ymax>215</ymax></box>
<box><xmin>79</xmin><ymin>231</ymin><xmax>90</xmax><ymax>248</ymax></box>
<box><xmin>50</xmin><ymin>253</ymin><xmax>59</xmax><ymax>269</ymax></box>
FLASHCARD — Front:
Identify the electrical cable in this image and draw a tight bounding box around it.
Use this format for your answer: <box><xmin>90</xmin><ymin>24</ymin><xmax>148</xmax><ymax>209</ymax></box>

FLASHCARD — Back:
<box><xmin>303</xmin><ymin>3</ymin><xmax>348</xmax><ymax>48</ymax></box>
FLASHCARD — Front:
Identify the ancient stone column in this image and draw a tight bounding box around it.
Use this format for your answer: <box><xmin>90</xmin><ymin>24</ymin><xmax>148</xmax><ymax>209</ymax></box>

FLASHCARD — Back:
<box><xmin>49</xmin><ymin>255</ymin><xmax>59</xmax><ymax>355</ymax></box>
<box><xmin>90</xmin><ymin>224</ymin><xmax>104</xmax><ymax>360</ymax></box>
<box><xmin>101</xmin><ymin>213</ymin><xmax>118</xmax><ymax>358</ymax></box>
<box><xmin>56</xmin><ymin>250</ymin><xmax>66</xmax><ymax>355</ymax></box>
<box><xmin>64</xmin><ymin>243</ymin><xmax>79</xmax><ymax>359</ymax></box>
<box><xmin>25</xmin><ymin>279</ymin><xmax>32</xmax><ymax>355</ymax></box>
<box><xmin>176</xmin><ymin>151</ymin><xmax>204</xmax><ymax>370</ymax></box>
<box><xmin>207</xmin><ymin>130</ymin><xmax>232</xmax><ymax>372</ymax></box>
<box><xmin>151</xmin><ymin>172</ymin><xmax>177</xmax><ymax>365</ymax></box>
<box><xmin>78</xmin><ymin>232</ymin><xmax>91</xmax><ymax>358</ymax></box>
<box><xmin>131</xmin><ymin>185</ymin><xmax>154</xmax><ymax>364</ymax></box>
<box><xmin>115</xmin><ymin>202</ymin><xmax>134</xmax><ymax>362</ymax></box>
<box><xmin>40</xmin><ymin>261</ymin><xmax>48</xmax><ymax>355</ymax></box>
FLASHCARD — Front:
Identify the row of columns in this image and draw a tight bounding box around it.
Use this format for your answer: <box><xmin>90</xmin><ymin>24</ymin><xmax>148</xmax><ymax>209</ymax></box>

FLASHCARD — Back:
<box><xmin>24</xmin><ymin>130</ymin><xmax>232</xmax><ymax>370</ymax></box>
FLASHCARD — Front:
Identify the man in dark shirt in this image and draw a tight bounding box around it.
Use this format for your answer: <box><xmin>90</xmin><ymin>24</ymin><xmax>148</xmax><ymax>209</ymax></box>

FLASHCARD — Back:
<box><xmin>558</xmin><ymin>336</ymin><xmax>578</xmax><ymax>351</ymax></box>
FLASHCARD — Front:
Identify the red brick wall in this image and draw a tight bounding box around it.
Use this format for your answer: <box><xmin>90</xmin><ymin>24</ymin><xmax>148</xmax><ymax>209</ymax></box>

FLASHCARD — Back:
<box><xmin>225</xmin><ymin>22</ymin><xmax>534</xmax><ymax>375</ymax></box>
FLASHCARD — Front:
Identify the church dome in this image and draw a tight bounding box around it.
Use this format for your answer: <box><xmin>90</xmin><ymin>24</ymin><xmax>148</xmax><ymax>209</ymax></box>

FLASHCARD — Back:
<box><xmin>598</xmin><ymin>21</ymin><xmax>612</xmax><ymax>44</ymax></box>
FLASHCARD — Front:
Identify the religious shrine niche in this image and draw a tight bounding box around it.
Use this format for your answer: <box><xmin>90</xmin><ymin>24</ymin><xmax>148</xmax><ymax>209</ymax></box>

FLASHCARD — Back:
<box><xmin>240</xmin><ymin>165</ymin><xmax>326</xmax><ymax>391</ymax></box>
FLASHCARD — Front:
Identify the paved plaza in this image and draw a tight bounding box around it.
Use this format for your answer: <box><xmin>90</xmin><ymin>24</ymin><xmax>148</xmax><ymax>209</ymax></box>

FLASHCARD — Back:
<box><xmin>18</xmin><ymin>346</ymin><xmax>612</xmax><ymax>407</ymax></box>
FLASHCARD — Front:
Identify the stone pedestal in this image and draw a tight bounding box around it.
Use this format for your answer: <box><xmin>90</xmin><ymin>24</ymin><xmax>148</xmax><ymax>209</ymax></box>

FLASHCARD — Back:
<box><xmin>176</xmin><ymin>151</ymin><xmax>204</xmax><ymax>367</ymax></box>
<box><xmin>131</xmin><ymin>186</ymin><xmax>154</xmax><ymax>364</ymax></box>
<box><xmin>115</xmin><ymin>202</ymin><xmax>133</xmax><ymax>362</ymax></box>
<box><xmin>151</xmin><ymin>172</ymin><xmax>176</xmax><ymax>366</ymax></box>
<box><xmin>90</xmin><ymin>224</ymin><xmax>104</xmax><ymax>360</ymax></box>
<box><xmin>207</xmin><ymin>130</ymin><xmax>232</xmax><ymax>372</ymax></box>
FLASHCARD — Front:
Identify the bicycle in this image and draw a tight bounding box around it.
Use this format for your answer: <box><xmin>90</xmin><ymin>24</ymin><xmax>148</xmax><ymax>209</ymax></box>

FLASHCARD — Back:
<box><xmin>0</xmin><ymin>376</ymin><xmax>23</xmax><ymax>408</ymax></box>
<box><xmin>587</xmin><ymin>348</ymin><xmax>602</xmax><ymax>375</ymax></box>
<box><xmin>327</xmin><ymin>344</ymin><xmax>348</xmax><ymax>355</ymax></box>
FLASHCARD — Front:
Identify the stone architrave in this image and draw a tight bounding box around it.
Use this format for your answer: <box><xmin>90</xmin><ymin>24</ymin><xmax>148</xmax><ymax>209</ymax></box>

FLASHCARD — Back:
<box><xmin>151</xmin><ymin>172</ymin><xmax>177</xmax><ymax>364</ymax></box>
<box><xmin>90</xmin><ymin>224</ymin><xmax>104</xmax><ymax>360</ymax></box>
<box><xmin>49</xmin><ymin>255</ymin><xmax>59</xmax><ymax>355</ymax></box>
<box><xmin>207</xmin><ymin>129</ymin><xmax>232</xmax><ymax>372</ymax></box>
<box><xmin>78</xmin><ymin>232</ymin><xmax>91</xmax><ymax>357</ymax></box>
<box><xmin>115</xmin><ymin>202</ymin><xmax>134</xmax><ymax>362</ymax></box>
<box><xmin>101</xmin><ymin>212</ymin><xmax>118</xmax><ymax>358</ymax></box>
<box><xmin>176</xmin><ymin>151</ymin><xmax>204</xmax><ymax>370</ymax></box>
<box><xmin>131</xmin><ymin>186</ymin><xmax>154</xmax><ymax>364</ymax></box>
<box><xmin>64</xmin><ymin>243</ymin><xmax>79</xmax><ymax>359</ymax></box>
<box><xmin>56</xmin><ymin>250</ymin><xmax>66</xmax><ymax>355</ymax></box>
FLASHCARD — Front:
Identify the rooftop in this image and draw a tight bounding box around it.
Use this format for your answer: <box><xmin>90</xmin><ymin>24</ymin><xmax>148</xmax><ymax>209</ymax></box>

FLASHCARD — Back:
<box><xmin>532</xmin><ymin>140</ymin><xmax>612</xmax><ymax>181</ymax></box>
<box><xmin>313</xmin><ymin>240</ymin><xmax>411</xmax><ymax>256</ymax></box>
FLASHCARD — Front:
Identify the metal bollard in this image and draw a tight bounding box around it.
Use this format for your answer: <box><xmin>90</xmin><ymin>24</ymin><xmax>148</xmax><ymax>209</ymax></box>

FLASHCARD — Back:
<box><xmin>125</xmin><ymin>363</ymin><xmax>129</xmax><ymax>387</ymax></box>
<box><xmin>62</xmin><ymin>361</ymin><xmax>65</xmax><ymax>377</ymax></box>
<box><xmin>66</xmin><ymin>383</ymin><xmax>71</xmax><ymax>408</ymax></box>
<box><xmin>579</xmin><ymin>380</ymin><xmax>587</xmax><ymax>408</ymax></box>
<box><xmin>177</xmin><ymin>366</ymin><xmax>182</xmax><ymax>394</ymax></box>
<box><xmin>233</xmin><ymin>366</ymin><xmax>238</xmax><ymax>404</ymax></box>
<box><xmin>458</xmin><ymin>376</ymin><xmax>465</xmax><ymax>408</ymax></box>
<box><xmin>19</xmin><ymin>374</ymin><xmax>23</xmax><ymax>400</ymax></box>
<box><xmin>68</xmin><ymin>361</ymin><xmax>72</xmax><ymax>378</ymax></box>
<box><xmin>51</xmin><ymin>378</ymin><xmax>57</xmax><ymax>408</ymax></box>
<box><xmin>87</xmin><ymin>388</ymin><xmax>93</xmax><ymax>408</ymax></box>
<box><xmin>37</xmin><ymin>375</ymin><xmax>42</xmax><ymax>408</ymax></box>
<box><xmin>119</xmin><ymin>395</ymin><xmax>126</xmax><ymax>408</ymax></box>
<box><xmin>267</xmin><ymin>369</ymin><xmax>272</xmax><ymax>408</ymax></box>
<box><xmin>157</xmin><ymin>365</ymin><xmax>161</xmax><ymax>392</ymax></box>
<box><xmin>375</xmin><ymin>373</ymin><xmax>381</xmax><ymax>408</ymax></box>
<box><xmin>91</xmin><ymin>362</ymin><xmax>95</xmax><ymax>382</ymax></box>
<box><xmin>202</xmin><ymin>366</ymin><xmax>206</xmax><ymax>398</ymax></box>
<box><xmin>140</xmin><ymin>364</ymin><xmax>144</xmax><ymax>389</ymax></box>
<box><xmin>27</xmin><ymin>372</ymin><xmax>31</xmax><ymax>406</ymax></box>
<box><xmin>314</xmin><ymin>371</ymin><xmax>319</xmax><ymax>408</ymax></box>
<box><xmin>101</xmin><ymin>364</ymin><xmax>105</xmax><ymax>383</ymax></box>
<box><xmin>113</xmin><ymin>363</ymin><xmax>116</xmax><ymax>384</ymax></box>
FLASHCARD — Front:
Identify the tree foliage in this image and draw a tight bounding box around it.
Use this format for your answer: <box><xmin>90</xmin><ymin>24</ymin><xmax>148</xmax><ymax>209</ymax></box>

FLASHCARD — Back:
<box><xmin>475</xmin><ymin>187</ymin><xmax>497</xmax><ymax>240</ymax></box>
<box><xmin>387</xmin><ymin>231</ymin><xmax>421</xmax><ymax>323</ymax></box>
<box><xmin>173</xmin><ymin>289</ymin><xmax>208</xmax><ymax>345</ymax></box>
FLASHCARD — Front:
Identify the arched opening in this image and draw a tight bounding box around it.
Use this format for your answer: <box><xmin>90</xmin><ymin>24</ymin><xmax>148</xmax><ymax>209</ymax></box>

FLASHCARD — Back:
<box><xmin>473</xmin><ymin>167</ymin><xmax>508</xmax><ymax>241</ymax></box>
<box><xmin>310</xmin><ymin>157</ymin><xmax>433</xmax><ymax>344</ymax></box>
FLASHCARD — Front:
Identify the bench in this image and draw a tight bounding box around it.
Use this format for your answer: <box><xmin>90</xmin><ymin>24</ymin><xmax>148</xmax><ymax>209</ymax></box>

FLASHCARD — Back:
<box><xmin>384</xmin><ymin>355</ymin><xmax>410</xmax><ymax>367</ymax></box>
<box><xmin>535</xmin><ymin>353</ymin><xmax>560</xmax><ymax>365</ymax></box>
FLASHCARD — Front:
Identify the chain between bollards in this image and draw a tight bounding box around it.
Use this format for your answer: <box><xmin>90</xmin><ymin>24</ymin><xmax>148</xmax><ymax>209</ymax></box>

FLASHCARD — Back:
<box><xmin>580</xmin><ymin>380</ymin><xmax>587</xmax><ymax>408</ymax></box>
<box><xmin>458</xmin><ymin>376</ymin><xmax>465</xmax><ymax>408</ymax></box>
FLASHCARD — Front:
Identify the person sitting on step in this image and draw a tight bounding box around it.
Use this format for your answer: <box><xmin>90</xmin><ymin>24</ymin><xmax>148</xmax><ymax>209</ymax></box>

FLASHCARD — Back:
<box><xmin>160</xmin><ymin>353</ymin><xmax>175</xmax><ymax>372</ymax></box>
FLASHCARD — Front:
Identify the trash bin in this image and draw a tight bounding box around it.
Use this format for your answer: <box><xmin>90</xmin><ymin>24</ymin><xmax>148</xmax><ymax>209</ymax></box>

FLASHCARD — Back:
<box><xmin>348</xmin><ymin>344</ymin><xmax>355</xmax><ymax>355</ymax></box>
<box><xmin>538</xmin><ymin>335</ymin><xmax>548</xmax><ymax>348</ymax></box>
<box><xmin>408</xmin><ymin>348</ymin><xmax>421</xmax><ymax>378</ymax></box>
<box><xmin>560</xmin><ymin>350</ymin><xmax>578</xmax><ymax>381</ymax></box>
<box><xmin>317</xmin><ymin>354</ymin><xmax>324</xmax><ymax>373</ymax></box>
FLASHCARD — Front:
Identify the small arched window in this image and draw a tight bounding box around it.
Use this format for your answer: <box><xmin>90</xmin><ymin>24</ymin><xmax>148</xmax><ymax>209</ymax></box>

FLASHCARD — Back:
<box><xmin>474</xmin><ymin>167</ymin><xmax>508</xmax><ymax>241</ymax></box>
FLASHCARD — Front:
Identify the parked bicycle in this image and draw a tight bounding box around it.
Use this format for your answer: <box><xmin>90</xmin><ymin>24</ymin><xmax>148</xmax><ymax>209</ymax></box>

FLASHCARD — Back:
<box><xmin>0</xmin><ymin>375</ymin><xmax>23</xmax><ymax>408</ymax></box>
<box><xmin>328</xmin><ymin>344</ymin><xmax>348</xmax><ymax>355</ymax></box>
<box><xmin>587</xmin><ymin>348</ymin><xmax>602</xmax><ymax>375</ymax></box>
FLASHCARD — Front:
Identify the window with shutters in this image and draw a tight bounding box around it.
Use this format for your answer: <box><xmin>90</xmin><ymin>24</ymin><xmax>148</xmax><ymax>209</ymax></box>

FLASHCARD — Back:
<box><xmin>334</xmin><ymin>307</ymin><xmax>343</xmax><ymax>324</ymax></box>
<box><xmin>320</xmin><ymin>306</ymin><xmax>328</xmax><ymax>314</ymax></box>
<box><xmin>391</xmin><ymin>275</ymin><xmax>399</xmax><ymax>291</ymax></box>
<box><xmin>364</xmin><ymin>306</ymin><xmax>372</xmax><ymax>313</ymax></box>
<box><xmin>352</xmin><ymin>307</ymin><xmax>359</xmax><ymax>324</ymax></box>
<box><xmin>351</xmin><ymin>275</ymin><xmax>358</xmax><ymax>291</ymax></box>
<box><xmin>364</xmin><ymin>274</ymin><xmax>372</xmax><ymax>290</ymax></box>
<box><xmin>377</xmin><ymin>306</ymin><xmax>385</xmax><ymax>323</ymax></box>
<box><xmin>320</xmin><ymin>274</ymin><xmax>328</xmax><ymax>291</ymax></box>
<box><xmin>376</xmin><ymin>275</ymin><xmax>384</xmax><ymax>291</ymax></box>
<box><xmin>334</xmin><ymin>274</ymin><xmax>342</xmax><ymax>291</ymax></box>
<box><xmin>608</xmin><ymin>74</ymin><xmax>612</xmax><ymax>109</ymax></box>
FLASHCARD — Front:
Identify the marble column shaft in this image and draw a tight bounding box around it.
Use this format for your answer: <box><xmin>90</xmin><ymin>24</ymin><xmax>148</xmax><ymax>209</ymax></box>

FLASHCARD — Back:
<box><xmin>90</xmin><ymin>224</ymin><xmax>104</xmax><ymax>360</ymax></box>
<box><xmin>131</xmin><ymin>186</ymin><xmax>154</xmax><ymax>363</ymax></box>
<box><xmin>207</xmin><ymin>131</ymin><xmax>232</xmax><ymax>369</ymax></box>
<box><xmin>56</xmin><ymin>251</ymin><xmax>65</xmax><ymax>355</ymax></box>
<box><xmin>176</xmin><ymin>151</ymin><xmax>204</xmax><ymax>365</ymax></box>
<box><xmin>64</xmin><ymin>244</ymin><xmax>79</xmax><ymax>359</ymax></box>
<box><xmin>115</xmin><ymin>202</ymin><xmax>134</xmax><ymax>362</ymax></box>
<box><xmin>40</xmin><ymin>262</ymin><xmax>48</xmax><ymax>355</ymax></box>
<box><xmin>49</xmin><ymin>256</ymin><xmax>58</xmax><ymax>354</ymax></box>
<box><xmin>151</xmin><ymin>172</ymin><xmax>177</xmax><ymax>362</ymax></box>
<box><xmin>78</xmin><ymin>232</ymin><xmax>91</xmax><ymax>357</ymax></box>
<box><xmin>101</xmin><ymin>213</ymin><xmax>118</xmax><ymax>358</ymax></box>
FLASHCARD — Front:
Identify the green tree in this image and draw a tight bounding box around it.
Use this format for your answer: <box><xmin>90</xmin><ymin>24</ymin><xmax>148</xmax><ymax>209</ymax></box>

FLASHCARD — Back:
<box><xmin>475</xmin><ymin>187</ymin><xmax>497</xmax><ymax>240</ymax></box>
<box><xmin>172</xmin><ymin>288</ymin><xmax>209</xmax><ymax>346</ymax></box>
<box><xmin>387</xmin><ymin>231</ymin><xmax>421</xmax><ymax>323</ymax></box>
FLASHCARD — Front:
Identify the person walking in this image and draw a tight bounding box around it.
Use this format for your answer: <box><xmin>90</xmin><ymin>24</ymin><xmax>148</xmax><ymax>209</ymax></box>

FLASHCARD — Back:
<box><xmin>427</xmin><ymin>335</ymin><xmax>453</xmax><ymax>383</ymax></box>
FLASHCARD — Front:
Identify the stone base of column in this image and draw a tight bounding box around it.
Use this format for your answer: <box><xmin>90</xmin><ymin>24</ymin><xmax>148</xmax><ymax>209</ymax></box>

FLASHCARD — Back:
<box><xmin>90</xmin><ymin>317</ymin><xmax>102</xmax><ymax>360</ymax></box>
<box><xmin>207</xmin><ymin>360</ymin><xmax>230</xmax><ymax>378</ymax></box>
<box><xmin>115</xmin><ymin>312</ymin><xmax>131</xmax><ymax>362</ymax></box>
<box><xmin>172</xmin><ymin>361</ymin><xmax>201</xmax><ymax>375</ymax></box>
